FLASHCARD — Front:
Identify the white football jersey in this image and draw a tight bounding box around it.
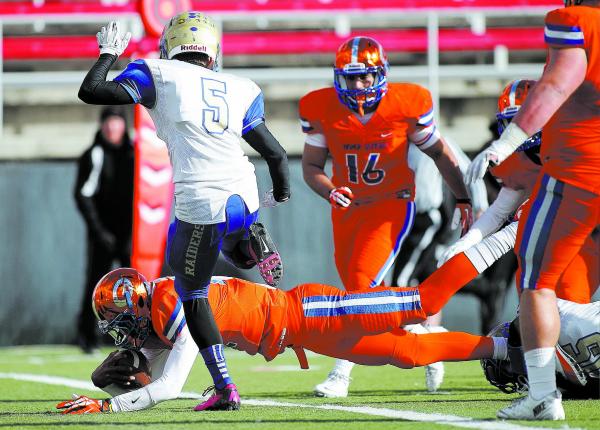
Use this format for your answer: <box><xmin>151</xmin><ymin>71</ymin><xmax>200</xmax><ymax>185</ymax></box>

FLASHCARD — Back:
<box><xmin>557</xmin><ymin>299</ymin><xmax>600</xmax><ymax>378</ymax></box>
<box><xmin>121</xmin><ymin>59</ymin><xmax>263</xmax><ymax>224</ymax></box>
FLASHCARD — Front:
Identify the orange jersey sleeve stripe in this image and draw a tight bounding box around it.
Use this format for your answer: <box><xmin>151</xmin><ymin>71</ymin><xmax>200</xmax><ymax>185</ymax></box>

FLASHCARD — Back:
<box><xmin>162</xmin><ymin>300</ymin><xmax>186</xmax><ymax>344</ymax></box>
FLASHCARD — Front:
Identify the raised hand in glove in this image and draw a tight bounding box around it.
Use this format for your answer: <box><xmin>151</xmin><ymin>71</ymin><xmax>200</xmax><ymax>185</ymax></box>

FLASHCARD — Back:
<box><xmin>57</xmin><ymin>395</ymin><xmax>111</xmax><ymax>415</ymax></box>
<box><xmin>97</xmin><ymin>21</ymin><xmax>131</xmax><ymax>57</ymax></box>
<box><xmin>465</xmin><ymin>123</ymin><xmax>530</xmax><ymax>185</ymax></box>
<box><xmin>329</xmin><ymin>186</ymin><xmax>354</xmax><ymax>209</ymax></box>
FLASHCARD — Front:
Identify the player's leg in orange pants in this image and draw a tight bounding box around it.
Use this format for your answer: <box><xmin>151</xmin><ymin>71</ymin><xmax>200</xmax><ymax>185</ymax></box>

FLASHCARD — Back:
<box><xmin>286</xmin><ymin>280</ymin><xmax>493</xmax><ymax>367</ymax></box>
<box><xmin>301</xmin><ymin>329</ymin><xmax>494</xmax><ymax>369</ymax></box>
<box><xmin>287</xmin><ymin>283</ymin><xmax>427</xmax><ymax>337</ymax></box>
<box><xmin>416</xmin><ymin>252</ymin><xmax>481</xmax><ymax>316</ymax></box>
<box><xmin>515</xmin><ymin>174</ymin><xmax>600</xmax><ymax>292</ymax></box>
<box><xmin>331</xmin><ymin>200</ymin><xmax>415</xmax><ymax>291</ymax></box>
<box><xmin>552</xmin><ymin>232</ymin><xmax>600</xmax><ymax>303</ymax></box>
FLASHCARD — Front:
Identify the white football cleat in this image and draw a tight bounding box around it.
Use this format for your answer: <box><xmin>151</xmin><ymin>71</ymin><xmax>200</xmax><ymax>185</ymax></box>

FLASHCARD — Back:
<box><xmin>424</xmin><ymin>325</ymin><xmax>447</xmax><ymax>392</ymax></box>
<box><xmin>314</xmin><ymin>371</ymin><xmax>351</xmax><ymax>398</ymax></box>
<box><xmin>497</xmin><ymin>390</ymin><xmax>565</xmax><ymax>420</ymax></box>
<box><xmin>425</xmin><ymin>360</ymin><xmax>445</xmax><ymax>393</ymax></box>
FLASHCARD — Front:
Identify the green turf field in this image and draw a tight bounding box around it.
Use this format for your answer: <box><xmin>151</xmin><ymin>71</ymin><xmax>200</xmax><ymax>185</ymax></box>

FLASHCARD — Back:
<box><xmin>0</xmin><ymin>345</ymin><xmax>597</xmax><ymax>430</ymax></box>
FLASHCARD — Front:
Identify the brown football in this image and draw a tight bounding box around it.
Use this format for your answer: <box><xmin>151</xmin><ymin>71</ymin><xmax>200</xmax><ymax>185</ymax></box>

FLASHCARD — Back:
<box><xmin>115</xmin><ymin>350</ymin><xmax>152</xmax><ymax>388</ymax></box>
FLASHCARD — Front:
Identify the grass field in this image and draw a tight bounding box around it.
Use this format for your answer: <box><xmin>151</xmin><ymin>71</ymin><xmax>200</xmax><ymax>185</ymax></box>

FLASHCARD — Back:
<box><xmin>0</xmin><ymin>345</ymin><xmax>598</xmax><ymax>430</ymax></box>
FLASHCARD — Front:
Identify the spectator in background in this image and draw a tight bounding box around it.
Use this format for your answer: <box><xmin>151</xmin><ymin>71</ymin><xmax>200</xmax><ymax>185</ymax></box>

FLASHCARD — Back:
<box><xmin>74</xmin><ymin>106</ymin><xmax>134</xmax><ymax>353</ymax></box>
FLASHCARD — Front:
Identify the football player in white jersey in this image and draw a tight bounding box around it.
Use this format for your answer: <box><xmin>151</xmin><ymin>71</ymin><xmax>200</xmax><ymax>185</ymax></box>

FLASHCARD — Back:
<box><xmin>78</xmin><ymin>13</ymin><xmax>291</xmax><ymax>411</ymax></box>
<box><xmin>482</xmin><ymin>298</ymin><xmax>599</xmax><ymax>400</ymax></box>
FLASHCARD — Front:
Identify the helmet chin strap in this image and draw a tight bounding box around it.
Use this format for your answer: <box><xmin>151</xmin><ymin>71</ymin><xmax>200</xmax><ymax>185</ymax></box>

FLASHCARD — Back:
<box><xmin>357</xmin><ymin>100</ymin><xmax>365</xmax><ymax>116</ymax></box>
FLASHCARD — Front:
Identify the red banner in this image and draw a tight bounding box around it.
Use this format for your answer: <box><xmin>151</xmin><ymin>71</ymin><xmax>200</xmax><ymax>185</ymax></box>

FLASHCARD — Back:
<box><xmin>138</xmin><ymin>0</ymin><xmax>192</xmax><ymax>38</ymax></box>
<box><xmin>131</xmin><ymin>106</ymin><xmax>173</xmax><ymax>280</ymax></box>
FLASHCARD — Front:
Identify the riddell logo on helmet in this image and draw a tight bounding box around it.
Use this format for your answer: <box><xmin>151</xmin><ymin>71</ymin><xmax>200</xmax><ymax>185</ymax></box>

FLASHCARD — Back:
<box><xmin>180</xmin><ymin>45</ymin><xmax>207</xmax><ymax>52</ymax></box>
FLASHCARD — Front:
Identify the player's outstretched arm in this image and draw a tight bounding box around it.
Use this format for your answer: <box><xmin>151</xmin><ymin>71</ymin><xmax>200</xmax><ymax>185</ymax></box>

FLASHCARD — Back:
<box><xmin>78</xmin><ymin>21</ymin><xmax>134</xmax><ymax>105</ymax></box>
<box><xmin>466</xmin><ymin>47</ymin><xmax>587</xmax><ymax>185</ymax></box>
<box><xmin>58</xmin><ymin>328</ymin><xmax>199</xmax><ymax>414</ymax></box>
<box><xmin>243</xmin><ymin>123</ymin><xmax>290</xmax><ymax>204</ymax></box>
<box><xmin>109</xmin><ymin>327</ymin><xmax>199</xmax><ymax>412</ymax></box>
<box><xmin>438</xmin><ymin>187</ymin><xmax>526</xmax><ymax>266</ymax></box>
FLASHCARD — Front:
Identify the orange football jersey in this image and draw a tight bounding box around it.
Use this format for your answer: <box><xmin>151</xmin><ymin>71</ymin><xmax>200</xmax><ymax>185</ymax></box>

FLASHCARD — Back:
<box><xmin>207</xmin><ymin>277</ymin><xmax>287</xmax><ymax>361</ymax></box>
<box><xmin>299</xmin><ymin>83</ymin><xmax>436</xmax><ymax>200</ymax></box>
<box><xmin>149</xmin><ymin>277</ymin><xmax>287</xmax><ymax>360</ymax></box>
<box><xmin>150</xmin><ymin>278</ymin><xmax>187</xmax><ymax>348</ymax></box>
<box><xmin>542</xmin><ymin>6</ymin><xmax>600</xmax><ymax>194</ymax></box>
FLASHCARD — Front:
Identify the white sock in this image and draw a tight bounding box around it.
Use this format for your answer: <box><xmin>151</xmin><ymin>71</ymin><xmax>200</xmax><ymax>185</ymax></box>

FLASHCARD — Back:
<box><xmin>524</xmin><ymin>347</ymin><xmax>556</xmax><ymax>400</ymax></box>
<box><xmin>332</xmin><ymin>359</ymin><xmax>355</xmax><ymax>377</ymax></box>
<box><xmin>492</xmin><ymin>337</ymin><xmax>508</xmax><ymax>360</ymax></box>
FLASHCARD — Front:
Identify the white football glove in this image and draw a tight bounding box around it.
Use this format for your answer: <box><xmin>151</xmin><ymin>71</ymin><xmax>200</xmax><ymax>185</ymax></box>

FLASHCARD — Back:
<box><xmin>437</xmin><ymin>229</ymin><xmax>483</xmax><ymax>268</ymax></box>
<box><xmin>97</xmin><ymin>21</ymin><xmax>131</xmax><ymax>57</ymax></box>
<box><xmin>465</xmin><ymin>123</ymin><xmax>530</xmax><ymax>185</ymax></box>
<box><xmin>329</xmin><ymin>186</ymin><xmax>354</xmax><ymax>209</ymax></box>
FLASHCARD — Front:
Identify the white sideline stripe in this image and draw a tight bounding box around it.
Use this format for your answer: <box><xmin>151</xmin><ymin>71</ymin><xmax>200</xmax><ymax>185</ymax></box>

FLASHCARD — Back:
<box><xmin>243</xmin><ymin>400</ymin><xmax>582</xmax><ymax>430</ymax></box>
<box><xmin>0</xmin><ymin>373</ymin><xmax>99</xmax><ymax>391</ymax></box>
<box><xmin>0</xmin><ymin>373</ymin><xmax>583</xmax><ymax>430</ymax></box>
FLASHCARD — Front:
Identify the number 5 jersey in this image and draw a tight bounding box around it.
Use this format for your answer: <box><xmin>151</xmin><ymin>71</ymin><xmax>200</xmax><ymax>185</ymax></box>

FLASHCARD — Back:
<box><xmin>115</xmin><ymin>59</ymin><xmax>265</xmax><ymax>224</ymax></box>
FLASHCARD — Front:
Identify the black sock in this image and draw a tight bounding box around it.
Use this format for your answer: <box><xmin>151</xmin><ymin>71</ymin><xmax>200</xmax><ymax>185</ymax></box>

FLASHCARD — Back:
<box><xmin>182</xmin><ymin>298</ymin><xmax>223</xmax><ymax>350</ymax></box>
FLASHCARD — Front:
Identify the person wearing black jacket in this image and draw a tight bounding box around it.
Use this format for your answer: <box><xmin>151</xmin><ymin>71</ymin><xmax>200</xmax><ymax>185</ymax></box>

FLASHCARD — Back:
<box><xmin>74</xmin><ymin>106</ymin><xmax>134</xmax><ymax>353</ymax></box>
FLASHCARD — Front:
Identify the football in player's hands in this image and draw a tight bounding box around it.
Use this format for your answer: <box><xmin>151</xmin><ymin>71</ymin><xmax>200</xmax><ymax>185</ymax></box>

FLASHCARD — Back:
<box><xmin>115</xmin><ymin>350</ymin><xmax>151</xmax><ymax>388</ymax></box>
<box><xmin>92</xmin><ymin>350</ymin><xmax>151</xmax><ymax>389</ymax></box>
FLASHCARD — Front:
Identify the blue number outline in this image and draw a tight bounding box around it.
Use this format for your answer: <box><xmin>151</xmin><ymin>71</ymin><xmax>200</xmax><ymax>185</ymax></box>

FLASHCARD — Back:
<box><xmin>201</xmin><ymin>77</ymin><xmax>229</xmax><ymax>135</ymax></box>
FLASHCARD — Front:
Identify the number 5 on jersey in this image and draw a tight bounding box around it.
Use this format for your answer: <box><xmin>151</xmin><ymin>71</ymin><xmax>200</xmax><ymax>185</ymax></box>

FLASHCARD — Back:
<box><xmin>346</xmin><ymin>153</ymin><xmax>385</xmax><ymax>185</ymax></box>
<box><xmin>201</xmin><ymin>78</ymin><xmax>229</xmax><ymax>134</ymax></box>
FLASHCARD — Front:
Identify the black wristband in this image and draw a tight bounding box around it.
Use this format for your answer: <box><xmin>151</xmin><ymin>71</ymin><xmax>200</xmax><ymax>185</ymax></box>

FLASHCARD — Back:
<box><xmin>456</xmin><ymin>198</ymin><xmax>472</xmax><ymax>204</ymax></box>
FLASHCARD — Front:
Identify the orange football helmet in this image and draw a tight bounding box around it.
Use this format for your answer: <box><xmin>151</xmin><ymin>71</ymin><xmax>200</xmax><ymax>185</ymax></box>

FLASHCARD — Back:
<box><xmin>334</xmin><ymin>36</ymin><xmax>389</xmax><ymax>115</ymax></box>
<box><xmin>497</xmin><ymin>79</ymin><xmax>541</xmax><ymax>152</ymax></box>
<box><xmin>92</xmin><ymin>268</ymin><xmax>152</xmax><ymax>350</ymax></box>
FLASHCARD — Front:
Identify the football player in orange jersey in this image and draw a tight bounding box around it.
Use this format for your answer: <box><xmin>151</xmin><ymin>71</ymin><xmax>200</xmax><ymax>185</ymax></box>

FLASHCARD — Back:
<box><xmin>300</xmin><ymin>36</ymin><xmax>474</xmax><ymax>396</ymax></box>
<box><xmin>466</xmin><ymin>0</ymin><xmax>600</xmax><ymax>420</ymax></box>
<box><xmin>441</xmin><ymin>79</ymin><xmax>599</xmax><ymax>304</ymax></box>
<box><xmin>57</xmin><ymin>266</ymin><xmax>508</xmax><ymax>414</ymax></box>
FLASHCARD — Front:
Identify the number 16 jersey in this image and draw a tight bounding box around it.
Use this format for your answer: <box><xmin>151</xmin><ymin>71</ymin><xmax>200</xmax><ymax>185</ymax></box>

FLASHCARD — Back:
<box><xmin>299</xmin><ymin>83</ymin><xmax>439</xmax><ymax>201</ymax></box>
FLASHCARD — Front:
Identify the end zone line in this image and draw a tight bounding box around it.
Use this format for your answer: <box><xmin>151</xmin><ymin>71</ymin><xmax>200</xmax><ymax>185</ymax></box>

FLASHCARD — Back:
<box><xmin>0</xmin><ymin>373</ymin><xmax>584</xmax><ymax>430</ymax></box>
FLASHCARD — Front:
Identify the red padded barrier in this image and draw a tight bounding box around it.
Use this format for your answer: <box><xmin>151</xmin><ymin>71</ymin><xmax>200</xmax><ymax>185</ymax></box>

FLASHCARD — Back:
<box><xmin>0</xmin><ymin>0</ymin><xmax>556</xmax><ymax>16</ymax></box>
<box><xmin>2</xmin><ymin>27</ymin><xmax>545</xmax><ymax>60</ymax></box>
<box><xmin>0</xmin><ymin>1</ymin><xmax>136</xmax><ymax>16</ymax></box>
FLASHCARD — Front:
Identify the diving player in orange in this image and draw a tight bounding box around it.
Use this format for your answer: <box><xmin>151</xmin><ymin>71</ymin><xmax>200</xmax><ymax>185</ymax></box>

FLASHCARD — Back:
<box><xmin>466</xmin><ymin>0</ymin><xmax>600</xmax><ymax>420</ymax></box>
<box><xmin>441</xmin><ymin>79</ymin><xmax>599</xmax><ymax>304</ymax></box>
<box><xmin>57</xmin><ymin>266</ymin><xmax>506</xmax><ymax>414</ymax></box>
<box><xmin>300</xmin><ymin>35</ymin><xmax>474</xmax><ymax>396</ymax></box>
